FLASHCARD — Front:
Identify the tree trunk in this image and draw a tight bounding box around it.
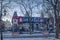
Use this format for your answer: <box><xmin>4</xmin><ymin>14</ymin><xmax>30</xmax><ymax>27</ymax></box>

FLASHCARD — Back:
<box><xmin>54</xmin><ymin>5</ymin><xmax>59</xmax><ymax>38</ymax></box>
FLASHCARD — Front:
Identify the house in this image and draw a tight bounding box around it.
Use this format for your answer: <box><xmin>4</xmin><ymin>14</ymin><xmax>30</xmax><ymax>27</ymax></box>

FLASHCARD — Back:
<box><xmin>12</xmin><ymin>11</ymin><xmax>49</xmax><ymax>32</ymax></box>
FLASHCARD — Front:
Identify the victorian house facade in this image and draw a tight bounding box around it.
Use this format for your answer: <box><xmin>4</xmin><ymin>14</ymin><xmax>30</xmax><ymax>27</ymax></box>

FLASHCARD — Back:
<box><xmin>12</xmin><ymin>11</ymin><xmax>50</xmax><ymax>32</ymax></box>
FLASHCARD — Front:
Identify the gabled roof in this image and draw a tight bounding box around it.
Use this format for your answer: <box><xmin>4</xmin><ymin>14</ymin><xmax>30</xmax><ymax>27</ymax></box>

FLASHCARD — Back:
<box><xmin>12</xmin><ymin>11</ymin><xmax>18</xmax><ymax>19</ymax></box>
<box><xmin>13</xmin><ymin>11</ymin><xmax>18</xmax><ymax>16</ymax></box>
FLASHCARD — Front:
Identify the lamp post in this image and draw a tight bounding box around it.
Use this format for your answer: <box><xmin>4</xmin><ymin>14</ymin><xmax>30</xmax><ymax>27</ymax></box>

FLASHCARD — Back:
<box><xmin>0</xmin><ymin>21</ymin><xmax>3</xmax><ymax>40</ymax></box>
<box><xmin>0</xmin><ymin>0</ymin><xmax>7</xmax><ymax>40</ymax></box>
<box><xmin>0</xmin><ymin>0</ymin><xmax>3</xmax><ymax>40</ymax></box>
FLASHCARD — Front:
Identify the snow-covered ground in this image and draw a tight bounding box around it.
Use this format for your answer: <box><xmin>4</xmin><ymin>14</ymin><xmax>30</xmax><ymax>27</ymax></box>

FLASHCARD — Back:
<box><xmin>2</xmin><ymin>32</ymin><xmax>55</xmax><ymax>38</ymax></box>
<box><xmin>3</xmin><ymin>38</ymin><xmax>60</xmax><ymax>40</ymax></box>
<box><xmin>0</xmin><ymin>32</ymin><xmax>60</xmax><ymax>40</ymax></box>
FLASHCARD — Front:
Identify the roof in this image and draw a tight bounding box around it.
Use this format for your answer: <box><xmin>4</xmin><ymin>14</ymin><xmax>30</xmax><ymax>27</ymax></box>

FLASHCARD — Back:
<box><xmin>12</xmin><ymin>11</ymin><xmax>18</xmax><ymax>19</ymax></box>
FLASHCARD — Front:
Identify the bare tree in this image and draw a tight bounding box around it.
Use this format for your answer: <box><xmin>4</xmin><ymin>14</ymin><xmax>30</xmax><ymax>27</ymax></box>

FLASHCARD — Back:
<box><xmin>46</xmin><ymin>0</ymin><xmax>59</xmax><ymax>38</ymax></box>
<box><xmin>14</xmin><ymin>0</ymin><xmax>41</xmax><ymax>33</ymax></box>
<box><xmin>0</xmin><ymin>0</ymin><xmax>12</xmax><ymax>17</ymax></box>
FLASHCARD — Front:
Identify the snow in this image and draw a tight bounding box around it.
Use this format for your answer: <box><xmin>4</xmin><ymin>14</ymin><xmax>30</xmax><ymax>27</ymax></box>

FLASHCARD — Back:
<box><xmin>2</xmin><ymin>32</ymin><xmax>47</xmax><ymax>37</ymax></box>
<box><xmin>3</xmin><ymin>38</ymin><xmax>60</xmax><ymax>40</ymax></box>
<box><xmin>2</xmin><ymin>32</ymin><xmax>55</xmax><ymax>38</ymax></box>
<box><xmin>1</xmin><ymin>32</ymin><xmax>60</xmax><ymax>40</ymax></box>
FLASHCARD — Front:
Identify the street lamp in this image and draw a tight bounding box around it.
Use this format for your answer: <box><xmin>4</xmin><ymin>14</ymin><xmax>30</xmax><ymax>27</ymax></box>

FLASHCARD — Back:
<box><xmin>0</xmin><ymin>0</ymin><xmax>7</xmax><ymax>40</ymax></box>
<box><xmin>0</xmin><ymin>0</ymin><xmax>3</xmax><ymax>40</ymax></box>
<box><xmin>0</xmin><ymin>20</ymin><xmax>3</xmax><ymax>40</ymax></box>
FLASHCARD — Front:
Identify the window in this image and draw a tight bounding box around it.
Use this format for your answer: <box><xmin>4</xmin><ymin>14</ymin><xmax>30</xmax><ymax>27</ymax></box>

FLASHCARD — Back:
<box><xmin>14</xmin><ymin>20</ymin><xmax>16</xmax><ymax>22</ymax></box>
<box><xmin>36</xmin><ymin>24</ymin><xmax>39</xmax><ymax>30</ymax></box>
<box><xmin>20</xmin><ymin>18</ymin><xmax>22</xmax><ymax>22</ymax></box>
<box><xmin>13</xmin><ymin>19</ymin><xmax>18</xmax><ymax>24</ymax></box>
